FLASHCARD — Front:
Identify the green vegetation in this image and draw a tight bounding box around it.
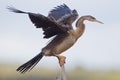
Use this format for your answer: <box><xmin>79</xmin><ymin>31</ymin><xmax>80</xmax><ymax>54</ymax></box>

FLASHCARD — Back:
<box><xmin>0</xmin><ymin>64</ymin><xmax>120</xmax><ymax>80</ymax></box>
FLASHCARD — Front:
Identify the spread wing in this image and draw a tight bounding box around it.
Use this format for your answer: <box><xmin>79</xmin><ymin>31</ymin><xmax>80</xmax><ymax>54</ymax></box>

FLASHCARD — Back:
<box><xmin>7</xmin><ymin>7</ymin><xmax>69</xmax><ymax>38</ymax></box>
<box><xmin>48</xmin><ymin>4</ymin><xmax>79</xmax><ymax>29</ymax></box>
<box><xmin>28</xmin><ymin>13</ymin><xmax>69</xmax><ymax>38</ymax></box>
<box><xmin>48</xmin><ymin>4</ymin><xmax>72</xmax><ymax>20</ymax></box>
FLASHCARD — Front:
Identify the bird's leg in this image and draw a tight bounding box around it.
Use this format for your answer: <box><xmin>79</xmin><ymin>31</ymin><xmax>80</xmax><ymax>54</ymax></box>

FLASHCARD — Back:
<box><xmin>56</xmin><ymin>55</ymin><xmax>66</xmax><ymax>66</ymax></box>
<box><xmin>61</xmin><ymin>65</ymin><xmax>67</xmax><ymax>80</ymax></box>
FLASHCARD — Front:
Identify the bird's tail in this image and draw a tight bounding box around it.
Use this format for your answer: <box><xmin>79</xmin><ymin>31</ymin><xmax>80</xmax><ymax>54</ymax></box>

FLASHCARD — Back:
<box><xmin>17</xmin><ymin>52</ymin><xmax>44</xmax><ymax>73</ymax></box>
<box><xmin>7</xmin><ymin>6</ymin><xmax>27</xmax><ymax>14</ymax></box>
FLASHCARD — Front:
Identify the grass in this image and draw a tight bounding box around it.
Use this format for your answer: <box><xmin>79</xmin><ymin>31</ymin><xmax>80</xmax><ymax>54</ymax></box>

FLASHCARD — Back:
<box><xmin>0</xmin><ymin>64</ymin><xmax>120</xmax><ymax>80</ymax></box>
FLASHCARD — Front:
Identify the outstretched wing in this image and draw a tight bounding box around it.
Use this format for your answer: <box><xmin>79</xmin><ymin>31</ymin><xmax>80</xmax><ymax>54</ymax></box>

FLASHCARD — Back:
<box><xmin>48</xmin><ymin>4</ymin><xmax>73</xmax><ymax>20</ymax></box>
<box><xmin>28</xmin><ymin>13</ymin><xmax>69</xmax><ymax>38</ymax></box>
<box><xmin>48</xmin><ymin>4</ymin><xmax>78</xmax><ymax>29</ymax></box>
<box><xmin>7</xmin><ymin>7</ymin><xmax>68</xmax><ymax>38</ymax></box>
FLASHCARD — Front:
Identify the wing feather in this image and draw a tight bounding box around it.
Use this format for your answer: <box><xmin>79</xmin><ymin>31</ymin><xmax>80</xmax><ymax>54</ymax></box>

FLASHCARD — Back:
<box><xmin>7</xmin><ymin>7</ymin><xmax>68</xmax><ymax>38</ymax></box>
<box><xmin>28</xmin><ymin>13</ymin><xmax>68</xmax><ymax>38</ymax></box>
<box><xmin>48</xmin><ymin>4</ymin><xmax>72</xmax><ymax>20</ymax></box>
<box><xmin>48</xmin><ymin>4</ymin><xmax>78</xmax><ymax>29</ymax></box>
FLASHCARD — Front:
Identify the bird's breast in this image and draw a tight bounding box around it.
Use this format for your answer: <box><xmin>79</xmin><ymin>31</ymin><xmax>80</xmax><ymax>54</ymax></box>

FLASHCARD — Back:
<box><xmin>54</xmin><ymin>34</ymin><xmax>77</xmax><ymax>54</ymax></box>
<box><xmin>42</xmin><ymin>33</ymin><xmax>77</xmax><ymax>56</ymax></box>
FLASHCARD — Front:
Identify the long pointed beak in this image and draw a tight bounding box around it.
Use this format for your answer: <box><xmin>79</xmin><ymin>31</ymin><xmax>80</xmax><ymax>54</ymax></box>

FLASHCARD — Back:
<box><xmin>95</xmin><ymin>19</ymin><xmax>104</xmax><ymax>24</ymax></box>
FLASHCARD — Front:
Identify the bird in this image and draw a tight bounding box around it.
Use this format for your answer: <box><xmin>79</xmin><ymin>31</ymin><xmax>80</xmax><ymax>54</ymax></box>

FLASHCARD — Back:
<box><xmin>7</xmin><ymin>4</ymin><xmax>103</xmax><ymax>73</ymax></box>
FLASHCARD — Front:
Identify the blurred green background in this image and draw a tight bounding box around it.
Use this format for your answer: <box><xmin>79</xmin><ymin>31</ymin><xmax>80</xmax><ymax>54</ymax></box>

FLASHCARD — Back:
<box><xmin>0</xmin><ymin>64</ymin><xmax>120</xmax><ymax>80</ymax></box>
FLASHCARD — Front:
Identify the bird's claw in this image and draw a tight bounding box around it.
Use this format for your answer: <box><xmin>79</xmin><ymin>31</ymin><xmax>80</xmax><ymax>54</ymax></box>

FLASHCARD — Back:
<box><xmin>58</xmin><ymin>56</ymin><xmax>66</xmax><ymax>66</ymax></box>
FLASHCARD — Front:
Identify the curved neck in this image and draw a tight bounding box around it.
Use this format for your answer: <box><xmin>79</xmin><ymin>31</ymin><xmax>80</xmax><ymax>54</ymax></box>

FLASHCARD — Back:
<box><xmin>75</xmin><ymin>16</ymin><xmax>86</xmax><ymax>38</ymax></box>
<box><xmin>76</xmin><ymin>16</ymin><xmax>87</xmax><ymax>27</ymax></box>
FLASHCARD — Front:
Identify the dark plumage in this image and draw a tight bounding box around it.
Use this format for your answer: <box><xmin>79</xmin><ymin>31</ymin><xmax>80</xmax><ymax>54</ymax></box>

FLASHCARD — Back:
<box><xmin>7</xmin><ymin>4</ymin><xmax>103</xmax><ymax>73</ymax></box>
<box><xmin>7</xmin><ymin>6</ymin><xmax>69</xmax><ymax>38</ymax></box>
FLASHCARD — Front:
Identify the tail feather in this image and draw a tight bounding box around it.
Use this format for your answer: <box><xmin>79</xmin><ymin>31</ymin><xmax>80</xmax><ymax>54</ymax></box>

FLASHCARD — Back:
<box><xmin>17</xmin><ymin>52</ymin><xmax>44</xmax><ymax>73</ymax></box>
<box><xmin>7</xmin><ymin>6</ymin><xmax>27</xmax><ymax>14</ymax></box>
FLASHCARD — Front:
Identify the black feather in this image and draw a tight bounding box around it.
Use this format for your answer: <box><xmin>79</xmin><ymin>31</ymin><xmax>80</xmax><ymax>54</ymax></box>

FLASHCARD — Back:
<box><xmin>7</xmin><ymin>6</ymin><xmax>27</xmax><ymax>14</ymax></box>
<box><xmin>16</xmin><ymin>52</ymin><xmax>44</xmax><ymax>73</ymax></box>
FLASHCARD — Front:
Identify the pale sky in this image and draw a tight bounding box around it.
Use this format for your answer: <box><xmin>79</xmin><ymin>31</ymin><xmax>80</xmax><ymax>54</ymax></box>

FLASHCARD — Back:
<box><xmin>0</xmin><ymin>0</ymin><xmax>120</xmax><ymax>69</ymax></box>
